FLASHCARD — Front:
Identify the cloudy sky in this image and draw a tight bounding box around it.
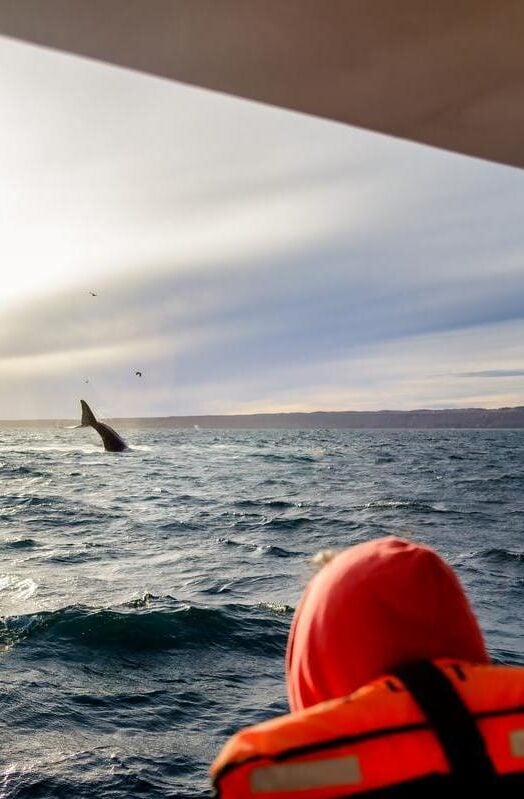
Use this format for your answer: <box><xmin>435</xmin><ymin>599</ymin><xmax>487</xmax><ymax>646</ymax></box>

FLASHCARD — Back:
<box><xmin>1</xmin><ymin>36</ymin><xmax>524</xmax><ymax>420</ymax></box>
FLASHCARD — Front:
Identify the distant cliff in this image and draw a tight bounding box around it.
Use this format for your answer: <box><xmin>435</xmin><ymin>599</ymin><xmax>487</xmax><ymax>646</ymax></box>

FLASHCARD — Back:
<box><xmin>120</xmin><ymin>406</ymin><xmax>524</xmax><ymax>429</ymax></box>
<box><xmin>3</xmin><ymin>406</ymin><xmax>524</xmax><ymax>429</ymax></box>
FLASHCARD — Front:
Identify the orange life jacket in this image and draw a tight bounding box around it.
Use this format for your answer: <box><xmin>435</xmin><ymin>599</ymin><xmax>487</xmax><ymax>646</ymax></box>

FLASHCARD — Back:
<box><xmin>211</xmin><ymin>659</ymin><xmax>524</xmax><ymax>797</ymax></box>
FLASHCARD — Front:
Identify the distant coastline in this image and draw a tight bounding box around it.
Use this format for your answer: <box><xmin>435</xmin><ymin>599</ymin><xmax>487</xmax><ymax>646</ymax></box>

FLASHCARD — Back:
<box><xmin>2</xmin><ymin>406</ymin><xmax>524</xmax><ymax>429</ymax></box>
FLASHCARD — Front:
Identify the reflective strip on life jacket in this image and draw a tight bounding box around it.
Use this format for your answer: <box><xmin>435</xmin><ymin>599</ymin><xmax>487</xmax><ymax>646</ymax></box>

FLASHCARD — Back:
<box><xmin>251</xmin><ymin>754</ymin><xmax>361</xmax><ymax>793</ymax></box>
<box><xmin>511</xmin><ymin>729</ymin><xmax>524</xmax><ymax>757</ymax></box>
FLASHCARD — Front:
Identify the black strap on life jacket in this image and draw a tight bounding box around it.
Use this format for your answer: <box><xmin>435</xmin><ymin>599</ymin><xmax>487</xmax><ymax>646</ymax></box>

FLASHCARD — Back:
<box><xmin>394</xmin><ymin>660</ymin><xmax>497</xmax><ymax>785</ymax></box>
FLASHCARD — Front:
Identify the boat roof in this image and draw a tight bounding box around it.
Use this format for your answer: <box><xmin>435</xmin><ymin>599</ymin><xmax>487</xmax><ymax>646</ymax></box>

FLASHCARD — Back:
<box><xmin>1</xmin><ymin>1</ymin><xmax>523</xmax><ymax>169</ymax></box>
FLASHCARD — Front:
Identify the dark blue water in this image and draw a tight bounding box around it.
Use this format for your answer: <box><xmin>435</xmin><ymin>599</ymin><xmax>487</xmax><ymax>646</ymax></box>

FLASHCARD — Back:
<box><xmin>0</xmin><ymin>427</ymin><xmax>523</xmax><ymax>797</ymax></box>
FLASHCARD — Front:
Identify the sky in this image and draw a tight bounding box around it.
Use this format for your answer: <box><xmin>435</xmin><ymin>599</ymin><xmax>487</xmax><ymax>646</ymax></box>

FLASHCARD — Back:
<box><xmin>1</xmin><ymin>36</ymin><xmax>524</xmax><ymax>420</ymax></box>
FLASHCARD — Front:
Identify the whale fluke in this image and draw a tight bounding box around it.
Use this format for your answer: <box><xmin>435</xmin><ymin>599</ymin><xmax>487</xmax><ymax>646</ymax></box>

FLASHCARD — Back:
<box><xmin>80</xmin><ymin>399</ymin><xmax>97</xmax><ymax>427</ymax></box>
<box><xmin>78</xmin><ymin>400</ymin><xmax>127</xmax><ymax>452</ymax></box>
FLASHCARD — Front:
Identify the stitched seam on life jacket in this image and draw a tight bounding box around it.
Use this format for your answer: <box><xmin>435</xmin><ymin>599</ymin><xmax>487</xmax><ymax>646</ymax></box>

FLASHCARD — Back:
<box><xmin>273</xmin><ymin>723</ymin><xmax>429</xmax><ymax>762</ymax></box>
<box><xmin>476</xmin><ymin>704</ymin><xmax>524</xmax><ymax>720</ymax></box>
<box><xmin>213</xmin><ymin>721</ymin><xmax>428</xmax><ymax>784</ymax></box>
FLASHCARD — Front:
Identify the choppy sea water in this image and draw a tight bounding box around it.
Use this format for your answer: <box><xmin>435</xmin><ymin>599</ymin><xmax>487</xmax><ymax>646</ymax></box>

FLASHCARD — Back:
<box><xmin>0</xmin><ymin>426</ymin><xmax>523</xmax><ymax>797</ymax></box>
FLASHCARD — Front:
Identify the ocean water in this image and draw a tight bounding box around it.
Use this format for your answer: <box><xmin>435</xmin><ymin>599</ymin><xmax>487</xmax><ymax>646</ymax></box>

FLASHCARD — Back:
<box><xmin>0</xmin><ymin>426</ymin><xmax>522</xmax><ymax>797</ymax></box>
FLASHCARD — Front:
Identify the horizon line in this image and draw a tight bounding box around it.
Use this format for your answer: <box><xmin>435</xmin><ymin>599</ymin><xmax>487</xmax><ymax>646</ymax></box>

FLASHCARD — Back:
<box><xmin>1</xmin><ymin>404</ymin><xmax>524</xmax><ymax>423</ymax></box>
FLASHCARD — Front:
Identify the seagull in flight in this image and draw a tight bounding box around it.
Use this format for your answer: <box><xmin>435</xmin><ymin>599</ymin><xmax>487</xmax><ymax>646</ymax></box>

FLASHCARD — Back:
<box><xmin>89</xmin><ymin>291</ymin><xmax>98</xmax><ymax>297</ymax></box>
<box><xmin>135</xmin><ymin>371</ymin><xmax>142</xmax><ymax>378</ymax></box>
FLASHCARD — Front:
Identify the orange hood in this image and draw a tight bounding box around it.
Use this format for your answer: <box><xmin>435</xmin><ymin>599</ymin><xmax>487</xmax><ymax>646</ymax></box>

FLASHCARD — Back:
<box><xmin>286</xmin><ymin>537</ymin><xmax>488</xmax><ymax>711</ymax></box>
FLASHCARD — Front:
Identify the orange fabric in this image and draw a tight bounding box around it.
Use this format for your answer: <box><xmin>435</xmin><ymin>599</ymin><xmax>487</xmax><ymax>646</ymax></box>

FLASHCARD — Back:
<box><xmin>286</xmin><ymin>537</ymin><xmax>488</xmax><ymax>711</ymax></box>
<box><xmin>219</xmin><ymin>730</ymin><xmax>448</xmax><ymax>799</ymax></box>
<box><xmin>212</xmin><ymin>667</ymin><xmax>445</xmax><ymax>797</ymax></box>
<box><xmin>480</xmin><ymin>713</ymin><xmax>524</xmax><ymax>775</ymax></box>
<box><xmin>211</xmin><ymin>661</ymin><xmax>524</xmax><ymax>797</ymax></box>
<box><xmin>442</xmin><ymin>662</ymin><xmax>524</xmax><ymax>716</ymax></box>
<box><xmin>212</xmin><ymin>672</ymin><xmax>425</xmax><ymax>775</ymax></box>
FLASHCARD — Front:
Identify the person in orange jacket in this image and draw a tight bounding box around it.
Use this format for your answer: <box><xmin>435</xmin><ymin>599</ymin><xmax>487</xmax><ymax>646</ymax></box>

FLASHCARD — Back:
<box><xmin>211</xmin><ymin>536</ymin><xmax>524</xmax><ymax>796</ymax></box>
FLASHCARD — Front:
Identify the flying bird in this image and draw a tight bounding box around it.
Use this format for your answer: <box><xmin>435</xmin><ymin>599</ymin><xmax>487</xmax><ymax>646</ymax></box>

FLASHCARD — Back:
<box><xmin>89</xmin><ymin>291</ymin><xmax>98</xmax><ymax>297</ymax></box>
<box><xmin>135</xmin><ymin>371</ymin><xmax>142</xmax><ymax>378</ymax></box>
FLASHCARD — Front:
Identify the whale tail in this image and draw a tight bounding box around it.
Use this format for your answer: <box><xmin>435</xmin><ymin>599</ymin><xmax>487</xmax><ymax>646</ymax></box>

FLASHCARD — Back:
<box><xmin>76</xmin><ymin>399</ymin><xmax>127</xmax><ymax>451</ymax></box>
<box><xmin>80</xmin><ymin>399</ymin><xmax>97</xmax><ymax>427</ymax></box>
